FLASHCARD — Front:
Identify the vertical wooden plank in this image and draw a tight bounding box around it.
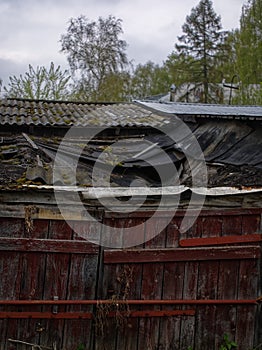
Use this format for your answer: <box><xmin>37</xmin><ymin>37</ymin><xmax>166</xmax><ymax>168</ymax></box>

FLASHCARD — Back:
<box><xmin>116</xmin><ymin>217</ymin><xmax>144</xmax><ymax>350</ymax></box>
<box><xmin>0</xmin><ymin>218</ymin><xmax>25</xmax><ymax>237</ymax></box>
<box><xmin>215</xmin><ymin>260</ymin><xmax>239</xmax><ymax>348</ymax></box>
<box><xmin>194</xmin><ymin>212</ymin><xmax>220</xmax><ymax>350</ymax></box>
<box><xmin>200</xmin><ymin>215</ymin><xmax>223</xmax><ymax>238</ymax></box>
<box><xmin>0</xmin><ymin>218</ymin><xmax>25</xmax><ymax>348</ymax></box>
<box><xmin>137</xmin><ymin>217</ymin><xmax>166</xmax><ymax>350</ymax></box>
<box><xmin>194</xmin><ymin>261</ymin><xmax>219</xmax><ymax>350</ymax></box>
<box><xmin>242</xmin><ymin>214</ymin><xmax>261</xmax><ymax>234</ymax></box>
<box><xmin>95</xmin><ymin>217</ymin><xmax>124</xmax><ymax>350</ymax></box>
<box><xmin>0</xmin><ymin>251</ymin><xmax>21</xmax><ymax>350</ymax></box>
<box><xmin>166</xmin><ymin>217</ymin><xmax>182</xmax><ymax>248</ymax></box>
<box><xmin>39</xmin><ymin>220</ymin><xmax>72</xmax><ymax>349</ymax></box>
<box><xmin>62</xmin><ymin>220</ymin><xmax>100</xmax><ymax>350</ymax></box>
<box><xmin>159</xmin><ymin>262</ymin><xmax>185</xmax><ymax>350</ymax></box>
<box><xmin>159</xmin><ymin>217</ymin><xmax>184</xmax><ymax>350</ymax></box>
<box><xmin>16</xmin><ymin>220</ymin><xmax>49</xmax><ymax>346</ymax></box>
<box><xmin>222</xmin><ymin>215</ymin><xmax>242</xmax><ymax>236</ymax></box>
<box><xmin>179</xmin><ymin>261</ymin><xmax>198</xmax><ymax>350</ymax></box>
<box><xmin>235</xmin><ymin>259</ymin><xmax>259</xmax><ymax>350</ymax></box>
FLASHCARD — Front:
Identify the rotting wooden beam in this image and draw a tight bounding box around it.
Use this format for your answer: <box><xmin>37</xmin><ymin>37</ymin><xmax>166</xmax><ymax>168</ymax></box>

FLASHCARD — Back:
<box><xmin>0</xmin><ymin>310</ymin><xmax>195</xmax><ymax>319</ymax></box>
<box><xmin>0</xmin><ymin>312</ymin><xmax>93</xmax><ymax>319</ymax></box>
<box><xmin>180</xmin><ymin>234</ymin><xmax>262</xmax><ymax>247</ymax></box>
<box><xmin>0</xmin><ymin>237</ymin><xmax>99</xmax><ymax>254</ymax></box>
<box><xmin>103</xmin><ymin>246</ymin><xmax>261</xmax><ymax>264</ymax></box>
<box><xmin>0</xmin><ymin>299</ymin><xmax>258</xmax><ymax>306</ymax></box>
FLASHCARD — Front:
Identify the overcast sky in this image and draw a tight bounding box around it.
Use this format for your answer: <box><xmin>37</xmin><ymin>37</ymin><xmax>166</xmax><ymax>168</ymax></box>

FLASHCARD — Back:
<box><xmin>0</xmin><ymin>0</ymin><xmax>245</xmax><ymax>86</ymax></box>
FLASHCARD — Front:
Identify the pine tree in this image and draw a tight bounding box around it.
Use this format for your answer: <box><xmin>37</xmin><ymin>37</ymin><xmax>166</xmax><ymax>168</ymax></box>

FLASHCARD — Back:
<box><xmin>175</xmin><ymin>0</ymin><xmax>227</xmax><ymax>103</ymax></box>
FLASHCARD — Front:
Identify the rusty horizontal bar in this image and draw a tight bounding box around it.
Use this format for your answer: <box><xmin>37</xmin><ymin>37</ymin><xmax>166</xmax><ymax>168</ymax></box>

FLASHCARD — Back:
<box><xmin>180</xmin><ymin>234</ymin><xmax>262</xmax><ymax>247</ymax></box>
<box><xmin>104</xmin><ymin>246</ymin><xmax>261</xmax><ymax>264</ymax></box>
<box><xmin>0</xmin><ymin>237</ymin><xmax>99</xmax><ymax>254</ymax></box>
<box><xmin>0</xmin><ymin>299</ymin><xmax>258</xmax><ymax>305</ymax></box>
<box><xmin>0</xmin><ymin>309</ymin><xmax>195</xmax><ymax>319</ymax></box>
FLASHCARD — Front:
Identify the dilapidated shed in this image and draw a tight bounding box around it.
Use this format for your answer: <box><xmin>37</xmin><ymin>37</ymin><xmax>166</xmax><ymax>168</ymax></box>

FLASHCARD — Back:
<box><xmin>0</xmin><ymin>98</ymin><xmax>261</xmax><ymax>350</ymax></box>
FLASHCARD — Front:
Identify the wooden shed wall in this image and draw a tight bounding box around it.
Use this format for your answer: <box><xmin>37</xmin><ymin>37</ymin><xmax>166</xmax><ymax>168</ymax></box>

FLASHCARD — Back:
<box><xmin>0</xmin><ymin>208</ymin><xmax>261</xmax><ymax>350</ymax></box>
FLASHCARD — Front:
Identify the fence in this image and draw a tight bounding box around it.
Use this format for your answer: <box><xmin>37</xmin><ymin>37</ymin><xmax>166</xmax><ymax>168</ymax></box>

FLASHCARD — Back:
<box><xmin>0</xmin><ymin>208</ymin><xmax>261</xmax><ymax>350</ymax></box>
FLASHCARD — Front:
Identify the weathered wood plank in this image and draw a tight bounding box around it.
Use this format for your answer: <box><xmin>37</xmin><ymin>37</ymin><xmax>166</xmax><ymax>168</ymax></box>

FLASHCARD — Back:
<box><xmin>39</xmin><ymin>220</ymin><xmax>72</xmax><ymax>350</ymax></box>
<box><xmin>180</xmin><ymin>261</ymin><xmax>199</xmax><ymax>349</ymax></box>
<box><xmin>215</xmin><ymin>260</ymin><xmax>239</xmax><ymax>349</ymax></box>
<box><xmin>242</xmin><ymin>214</ymin><xmax>261</xmax><ymax>234</ymax></box>
<box><xmin>62</xmin><ymin>221</ymin><xmax>99</xmax><ymax>350</ymax></box>
<box><xmin>159</xmin><ymin>261</ymin><xmax>185</xmax><ymax>349</ymax></box>
<box><xmin>180</xmin><ymin>234</ymin><xmax>262</xmax><ymax>247</ymax></box>
<box><xmin>137</xmin><ymin>217</ymin><xmax>166</xmax><ymax>350</ymax></box>
<box><xmin>0</xmin><ymin>237</ymin><xmax>99</xmax><ymax>254</ymax></box>
<box><xmin>194</xmin><ymin>261</ymin><xmax>219</xmax><ymax>350</ymax></box>
<box><xmin>222</xmin><ymin>215</ymin><xmax>242</xmax><ymax>235</ymax></box>
<box><xmin>95</xmin><ymin>217</ymin><xmax>125</xmax><ymax>350</ymax></box>
<box><xmin>235</xmin><ymin>259</ymin><xmax>259</xmax><ymax>350</ymax></box>
<box><xmin>116</xmin><ymin>217</ymin><xmax>144</xmax><ymax>350</ymax></box>
<box><xmin>104</xmin><ymin>246</ymin><xmax>261</xmax><ymax>264</ymax></box>
<box><xmin>15</xmin><ymin>220</ymin><xmax>49</xmax><ymax>346</ymax></box>
<box><xmin>0</xmin><ymin>312</ymin><xmax>93</xmax><ymax>319</ymax></box>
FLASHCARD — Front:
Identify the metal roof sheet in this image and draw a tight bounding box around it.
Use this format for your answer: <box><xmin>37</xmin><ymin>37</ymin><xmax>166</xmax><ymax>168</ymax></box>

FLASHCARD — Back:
<box><xmin>0</xmin><ymin>98</ymin><xmax>169</xmax><ymax>127</ymax></box>
<box><xmin>137</xmin><ymin>101</ymin><xmax>262</xmax><ymax>120</ymax></box>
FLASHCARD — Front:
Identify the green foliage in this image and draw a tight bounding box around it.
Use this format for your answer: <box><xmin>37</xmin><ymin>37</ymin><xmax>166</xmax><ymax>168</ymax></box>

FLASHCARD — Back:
<box><xmin>219</xmin><ymin>334</ymin><xmax>237</xmax><ymax>350</ymax></box>
<box><xmin>230</xmin><ymin>0</ymin><xmax>262</xmax><ymax>104</ymax></box>
<box><xmin>237</xmin><ymin>0</ymin><xmax>262</xmax><ymax>84</ymax></box>
<box><xmin>60</xmin><ymin>15</ymin><xmax>129</xmax><ymax>100</ymax></box>
<box><xmin>76</xmin><ymin>344</ymin><xmax>85</xmax><ymax>350</ymax></box>
<box><xmin>131</xmin><ymin>61</ymin><xmax>171</xmax><ymax>99</ymax></box>
<box><xmin>4</xmin><ymin>62</ymin><xmax>71</xmax><ymax>100</ymax></box>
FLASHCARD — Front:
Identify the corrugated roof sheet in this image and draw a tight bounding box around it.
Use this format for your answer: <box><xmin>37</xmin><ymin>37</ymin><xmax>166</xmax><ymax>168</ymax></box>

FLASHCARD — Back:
<box><xmin>138</xmin><ymin>101</ymin><xmax>262</xmax><ymax>120</ymax></box>
<box><xmin>0</xmin><ymin>98</ymin><xmax>169</xmax><ymax>127</ymax></box>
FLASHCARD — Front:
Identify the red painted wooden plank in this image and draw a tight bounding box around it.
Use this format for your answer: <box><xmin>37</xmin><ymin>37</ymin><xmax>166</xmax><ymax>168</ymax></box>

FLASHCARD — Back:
<box><xmin>235</xmin><ymin>259</ymin><xmax>259</xmax><ymax>349</ymax></box>
<box><xmin>40</xmin><ymin>220</ymin><xmax>72</xmax><ymax>349</ymax></box>
<box><xmin>63</xmin><ymin>222</ymin><xmax>99</xmax><ymax>350</ymax></box>
<box><xmin>104</xmin><ymin>246</ymin><xmax>261</xmax><ymax>264</ymax></box>
<box><xmin>222</xmin><ymin>215</ymin><xmax>242</xmax><ymax>236</ymax></box>
<box><xmin>242</xmin><ymin>214</ymin><xmax>261</xmax><ymax>234</ymax></box>
<box><xmin>180</xmin><ymin>261</ymin><xmax>199</xmax><ymax>349</ymax></box>
<box><xmin>195</xmin><ymin>260</ymin><xmax>219</xmax><ymax>350</ymax></box>
<box><xmin>215</xmin><ymin>260</ymin><xmax>239</xmax><ymax>349</ymax></box>
<box><xmin>115</xmin><ymin>263</ymin><xmax>143</xmax><ymax>350</ymax></box>
<box><xmin>180</xmin><ymin>234</ymin><xmax>262</xmax><ymax>247</ymax></box>
<box><xmin>0</xmin><ymin>237</ymin><xmax>99</xmax><ymax>254</ymax></box>
<box><xmin>200</xmin><ymin>215</ymin><xmax>223</xmax><ymax>238</ymax></box>
<box><xmin>159</xmin><ymin>261</ymin><xmax>185</xmax><ymax>349</ymax></box>
<box><xmin>138</xmin><ymin>216</ymin><xmax>166</xmax><ymax>350</ymax></box>
<box><xmin>95</xmin><ymin>217</ymin><xmax>125</xmax><ymax>350</ymax></box>
<box><xmin>166</xmin><ymin>218</ymin><xmax>182</xmax><ymax>247</ymax></box>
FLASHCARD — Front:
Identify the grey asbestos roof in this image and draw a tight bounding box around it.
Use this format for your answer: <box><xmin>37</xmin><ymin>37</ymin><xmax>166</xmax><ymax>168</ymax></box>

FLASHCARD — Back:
<box><xmin>0</xmin><ymin>98</ymin><xmax>169</xmax><ymax>127</ymax></box>
<box><xmin>138</xmin><ymin>101</ymin><xmax>262</xmax><ymax>120</ymax></box>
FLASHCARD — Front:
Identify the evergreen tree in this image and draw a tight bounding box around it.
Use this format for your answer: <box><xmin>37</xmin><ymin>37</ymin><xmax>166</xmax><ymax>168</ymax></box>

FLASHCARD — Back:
<box><xmin>175</xmin><ymin>0</ymin><xmax>227</xmax><ymax>103</ymax></box>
